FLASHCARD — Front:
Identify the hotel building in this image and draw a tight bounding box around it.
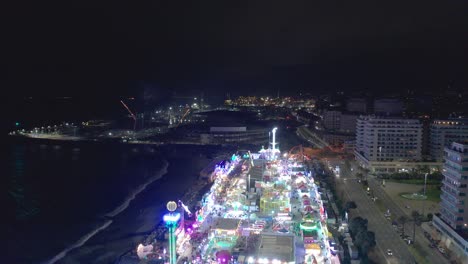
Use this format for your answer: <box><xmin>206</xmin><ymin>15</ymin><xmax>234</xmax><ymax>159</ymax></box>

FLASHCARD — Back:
<box><xmin>433</xmin><ymin>141</ymin><xmax>468</xmax><ymax>261</ymax></box>
<box><xmin>354</xmin><ymin>116</ymin><xmax>440</xmax><ymax>173</ymax></box>
<box><xmin>430</xmin><ymin>119</ymin><xmax>468</xmax><ymax>161</ymax></box>
<box><xmin>439</xmin><ymin>142</ymin><xmax>468</xmax><ymax>229</ymax></box>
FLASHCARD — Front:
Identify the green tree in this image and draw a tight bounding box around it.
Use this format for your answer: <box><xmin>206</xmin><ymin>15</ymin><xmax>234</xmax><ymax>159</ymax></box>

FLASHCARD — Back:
<box><xmin>349</xmin><ymin>217</ymin><xmax>368</xmax><ymax>238</ymax></box>
<box><xmin>411</xmin><ymin>210</ymin><xmax>421</xmax><ymax>242</ymax></box>
<box><xmin>412</xmin><ymin>210</ymin><xmax>421</xmax><ymax>225</ymax></box>
<box><xmin>398</xmin><ymin>215</ymin><xmax>409</xmax><ymax>238</ymax></box>
<box><xmin>355</xmin><ymin>231</ymin><xmax>376</xmax><ymax>257</ymax></box>
<box><xmin>345</xmin><ymin>201</ymin><xmax>358</xmax><ymax>211</ymax></box>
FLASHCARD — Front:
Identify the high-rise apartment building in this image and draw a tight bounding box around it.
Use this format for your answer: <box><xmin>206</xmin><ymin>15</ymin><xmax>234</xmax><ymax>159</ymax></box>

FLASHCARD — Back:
<box><xmin>355</xmin><ymin>116</ymin><xmax>427</xmax><ymax>173</ymax></box>
<box><xmin>322</xmin><ymin>110</ymin><xmax>341</xmax><ymax>130</ymax></box>
<box><xmin>340</xmin><ymin>114</ymin><xmax>358</xmax><ymax>134</ymax></box>
<box><xmin>440</xmin><ymin>142</ymin><xmax>468</xmax><ymax>230</ymax></box>
<box><xmin>433</xmin><ymin>141</ymin><xmax>468</xmax><ymax>263</ymax></box>
<box><xmin>320</xmin><ymin>110</ymin><xmax>358</xmax><ymax>146</ymax></box>
<box><xmin>322</xmin><ymin>110</ymin><xmax>358</xmax><ymax>133</ymax></box>
<box><xmin>356</xmin><ymin>116</ymin><xmax>423</xmax><ymax>162</ymax></box>
<box><xmin>430</xmin><ymin>119</ymin><xmax>468</xmax><ymax>161</ymax></box>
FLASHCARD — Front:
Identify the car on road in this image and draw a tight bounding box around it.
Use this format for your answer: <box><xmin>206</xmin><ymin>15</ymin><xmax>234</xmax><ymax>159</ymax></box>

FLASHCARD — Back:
<box><xmin>387</xmin><ymin>249</ymin><xmax>393</xmax><ymax>256</ymax></box>
<box><xmin>438</xmin><ymin>246</ymin><xmax>446</xmax><ymax>254</ymax></box>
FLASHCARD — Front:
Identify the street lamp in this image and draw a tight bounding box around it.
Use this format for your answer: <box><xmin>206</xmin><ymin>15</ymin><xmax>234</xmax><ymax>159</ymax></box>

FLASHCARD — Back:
<box><xmin>419</xmin><ymin>173</ymin><xmax>430</xmax><ymax>225</ymax></box>
<box><xmin>423</xmin><ymin>173</ymin><xmax>428</xmax><ymax>196</ymax></box>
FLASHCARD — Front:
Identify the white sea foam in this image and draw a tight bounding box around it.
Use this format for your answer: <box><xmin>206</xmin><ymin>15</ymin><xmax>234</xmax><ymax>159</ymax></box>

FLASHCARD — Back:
<box><xmin>43</xmin><ymin>159</ymin><xmax>169</xmax><ymax>264</ymax></box>
<box><xmin>105</xmin><ymin>160</ymin><xmax>168</xmax><ymax>218</ymax></box>
<box><xmin>43</xmin><ymin>220</ymin><xmax>113</xmax><ymax>264</ymax></box>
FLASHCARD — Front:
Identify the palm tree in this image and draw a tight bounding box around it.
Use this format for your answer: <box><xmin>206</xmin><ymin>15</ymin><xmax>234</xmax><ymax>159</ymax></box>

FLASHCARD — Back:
<box><xmin>411</xmin><ymin>210</ymin><xmax>421</xmax><ymax>242</ymax></box>
<box><xmin>398</xmin><ymin>215</ymin><xmax>409</xmax><ymax>238</ymax></box>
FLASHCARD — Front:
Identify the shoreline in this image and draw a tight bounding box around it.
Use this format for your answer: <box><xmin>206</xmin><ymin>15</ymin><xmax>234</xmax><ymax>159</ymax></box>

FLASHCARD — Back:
<box><xmin>121</xmin><ymin>176</ymin><xmax>214</xmax><ymax>260</ymax></box>
<box><xmin>117</xmin><ymin>155</ymin><xmax>219</xmax><ymax>262</ymax></box>
<box><xmin>4</xmin><ymin>135</ymin><xmax>236</xmax><ymax>264</ymax></box>
<box><xmin>58</xmin><ymin>144</ymin><xmax>227</xmax><ymax>263</ymax></box>
<box><xmin>43</xmin><ymin>160</ymin><xmax>170</xmax><ymax>264</ymax></box>
<box><xmin>9</xmin><ymin>133</ymin><xmax>232</xmax><ymax>147</ymax></box>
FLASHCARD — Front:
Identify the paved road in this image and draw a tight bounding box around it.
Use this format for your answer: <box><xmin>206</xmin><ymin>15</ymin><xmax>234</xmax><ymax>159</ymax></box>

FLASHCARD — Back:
<box><xmin>367</xmin><ymin>178</ymin><xmax>449</xmax><ymax>264</ymax></box>
<box><xmin>296</xmin><ymin>126</ymin><xmax>328</xmax><ymax>148</ymax></box>
<box><xmin>334</xmin><ymin>162</ymin><xmax>415</xmax><ymax>264</ymax></box>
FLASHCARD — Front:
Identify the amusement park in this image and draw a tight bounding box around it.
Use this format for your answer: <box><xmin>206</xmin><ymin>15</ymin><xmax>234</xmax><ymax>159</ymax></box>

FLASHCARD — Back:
<box><xmin>133</xmin><ymin>128</ymin><xmax>339</xmax><ymax>264</ymax></box>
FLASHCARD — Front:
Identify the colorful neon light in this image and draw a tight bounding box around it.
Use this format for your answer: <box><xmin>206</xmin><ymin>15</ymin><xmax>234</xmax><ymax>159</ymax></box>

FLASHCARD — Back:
<box><xmin>300</xmin><ymin>222</ymin><xmax>318</xmax><ymax>230</ymax></box>
<box><xmin>163</xmin><ymin>213</ymin><xmax>181</xmax><ymax>222</ymax></box>
<box><xmin>178</xmin><ymin>200</ymin><xmax>192</xmax><ymax>216</ymax></box>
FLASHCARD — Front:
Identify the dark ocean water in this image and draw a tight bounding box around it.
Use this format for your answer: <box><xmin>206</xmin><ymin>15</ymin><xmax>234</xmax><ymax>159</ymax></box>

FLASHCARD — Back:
<box><xmin>1</xmin><ymin>135</ymin><xmax>229</xmax><ymax>264</ymax></box>
<box><xmin>2</xmin><ymin>137</ymin><xmax>166</xmax><ymax>263</ymax></box>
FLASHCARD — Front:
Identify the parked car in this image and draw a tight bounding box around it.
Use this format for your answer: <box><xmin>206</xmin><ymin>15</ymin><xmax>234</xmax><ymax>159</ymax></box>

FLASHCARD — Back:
<box><xmin>387</xmin><ymin>249</ymin><xmax>393</xmax><ymax>256</ymax></box>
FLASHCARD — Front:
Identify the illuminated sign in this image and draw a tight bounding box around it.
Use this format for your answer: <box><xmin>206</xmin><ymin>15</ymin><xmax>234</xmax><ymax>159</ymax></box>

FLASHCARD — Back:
<box><xmin>300</xmin><ymin>222</ymin><xmax>318</xmax><ymax>230</ymax></box>
<box><xmin>163</xmin><ymin>212</ymin><xmax>181</xmax><ymax>223</ymax></box>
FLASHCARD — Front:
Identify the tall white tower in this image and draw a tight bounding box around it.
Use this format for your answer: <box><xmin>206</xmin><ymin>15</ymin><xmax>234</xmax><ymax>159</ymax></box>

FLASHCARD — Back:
<box><xmin>271</xmin><ymin>127</ymin><xmax>278</xmax><ymax>152</ymax></box>
<box><xmin>269</xmin><ymin>127</ymin><xmax>280</xmax><ymax>160</ymax></box>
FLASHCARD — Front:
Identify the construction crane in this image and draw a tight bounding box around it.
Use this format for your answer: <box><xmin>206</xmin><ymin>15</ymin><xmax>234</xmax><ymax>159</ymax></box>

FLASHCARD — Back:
<box><xmin>175</xmin><ymin>107</ymin><xmax>191</xmax><ymax>128</ymax></box>
<box><xmin>120</xmin><ymin>100</ymin><xmax>137</xmax><ymax>130</ymax></box>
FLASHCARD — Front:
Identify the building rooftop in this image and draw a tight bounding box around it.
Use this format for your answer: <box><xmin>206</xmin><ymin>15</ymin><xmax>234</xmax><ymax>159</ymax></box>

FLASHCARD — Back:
<box><xmin>256</xmin><ymin>233</ymin><xmax>295</xmax><ymax>263</ymax></box>
<box><xmin>250</xmin><ymin>159</ymin><xmax>268</xmax><ymax>181</ymax></box>
<box><xmin>445</xmin><ymin>141</ymin><xmax>468</xmax><ymax>153</ymax></box>
<box><xmin>215</xmin><ymin>218</ymin><xmax>241</xmax><ymax>231</ymax></box>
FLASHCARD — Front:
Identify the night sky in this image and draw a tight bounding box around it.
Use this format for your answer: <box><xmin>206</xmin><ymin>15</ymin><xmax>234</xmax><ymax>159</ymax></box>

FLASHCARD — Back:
<box><xmin>3</xmin><ymin>1</ymin><xmax>468</xmax><ymax>97</ymax></box>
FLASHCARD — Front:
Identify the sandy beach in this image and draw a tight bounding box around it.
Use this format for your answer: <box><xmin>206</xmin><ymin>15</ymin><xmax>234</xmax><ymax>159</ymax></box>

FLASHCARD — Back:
<box><xmin>59</xmin><ymin>145</ymin><xmax>223</xmax><ymax>263</ymax></box>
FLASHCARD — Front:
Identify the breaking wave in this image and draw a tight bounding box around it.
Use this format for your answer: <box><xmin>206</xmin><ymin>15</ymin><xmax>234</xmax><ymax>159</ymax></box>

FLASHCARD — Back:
<box><xmin>43</xmin><ymin>159</ymin><xmax>169</xmax><ymax>264</ymax></box>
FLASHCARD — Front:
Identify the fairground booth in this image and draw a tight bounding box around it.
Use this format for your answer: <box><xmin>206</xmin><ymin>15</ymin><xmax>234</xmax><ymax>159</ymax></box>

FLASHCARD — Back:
<box><xmin>259</xmin><ymin>183</ymin><xmax>291</xmax><ymax>214</ymax></box>
<box><xmin>249</xmin><ymin>233</ymin><xmax>296</xmax><ymax>264</ymax></box>
<box><xmin>211</xmin><ymin>218</ymin><xmax>241</xmax><ymax>249</ymax></box>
